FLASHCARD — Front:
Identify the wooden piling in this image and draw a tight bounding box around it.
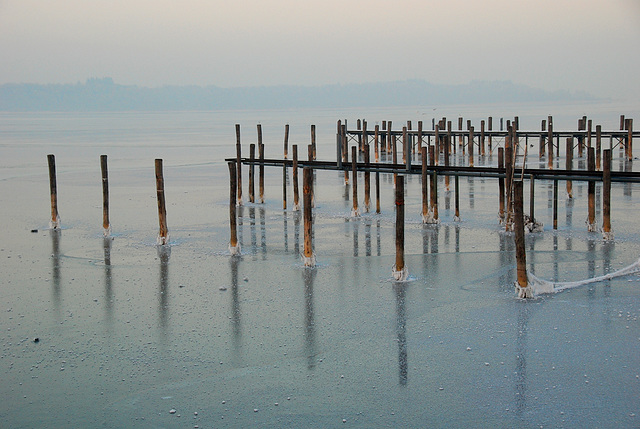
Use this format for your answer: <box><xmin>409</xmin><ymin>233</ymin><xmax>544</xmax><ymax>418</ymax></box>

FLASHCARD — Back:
<box><xmin>444</xmin><ymin>135</ymin><xmax>450</xmax><ymax>191</ymax></box>
<box><xmin>364</xmin><ymin>143</ymin><xmax>371</xmax><ymax>212</ymax></box>
<box><xmin>488</xmin><ymin>117</ymin><xmax>493</xmax><ymax>151</ymax></box>
<box><xmin>228</xmin><ymin>161</ymin><xmax>239</xmax><ymax>254</ymax></box>
<box><xmin>235</xmin><ymin>124</ymin><xmax>243</xmax><ymax>205</ymax></box>
<box><xmin>284</xmin><ymin>124</ymin><xmax>290</xmax><ymax>159</ymax></box>
<box><xmin>428</xmin><ymin>145</ymin><xmax>438</xmax><ymax>223</ymax></box>
<box><xmin>47</xmin><ymin>154</ymin><xmax>60</xmax><ymax>229</ymax></box>
<box><xmin>627</xmin><ymin>118</ymin><xmax>633</xmax><ymax>161</ymax></box>
<box><xmin>539</xmin><ymin>120</ymin><xmax>546</xmax><ymax>158</ymax></box>
<box><xmin>311</xmin><ymin>124</ymin><xmax>317</xmax><ymax>160</ymax></box>
<box><xmin>402</xmin><ymin>126</ymin><xmax>408</xmax><ymax>164</ymax></box>
<box><xmin>454</xmin><ymin>174</ymin><xmax>460</xmax><ymax>220</ymax></box>
<box><xmin>258</xmin><ymin>125</ymin><xmax>265</xmax><ymax>203</ymax></box>
<box><xmin>394</xmin><ymin>176</ymin><xmax>406</xmax><ymax>280</ymax></box>
<box><xmin>434</xmin><ymin>125</ymin><xmax>440</xmax><ymax>165</ymax></box>
<box><xmin>498</xmin><ymin>147</ymin><xmax>505</xmax><ymax>224</ymax></box>
<box><xmin>547</xmin><ymin>117</ymin><xmax>553</xmax><ymax>169</ymax></box>
<box><xmin>342</xmin><ymin>124</ymin><xmax>349</xmax><ymax>184</ymax></box>
<box><xmin>480</xmin><ymin>120</ymin><xmax>486</xmax><ymax>156</ymax></box>
<box><xmin>293</xmin><ymin>145</ymin><xmax>299</xmax><ymax>210</ymax></box>
<box><xmin>421</xmin><ymin>146</ymin><xmax>428</xmax><ymax>221</ymax></box>
<box><xmin>100</xmin><ymin>154</ymin><xmax>110</xmax><ymax>234</ymax></box>
<box><xmin>587</xmin><ymin>147</ymin><xmax>596</xmax><ymax>231</ymax></box>
<box><xmin>458</xmin><ymin>117</ymin><xmax>463</xmax><ymax>149</ymax></box>
<box><xmin>249</xmin><ymin>144</ymin><xmax>255</xmax><ymax>203</ymax></box>
<box><xmin>374</xmin><ymin>125</ymin><xmax>380</xmax><ymax>162</ymax></box>
<box><xmin>303</xmin><ymin>167</ymin><xmax>315</xmax><ymax>266</ymax></box>
<box><xmin>375</xmin><ymin>171</ymin><xmax>381</xmax><ymax>214</ymax></box>
<box><xmin>596</xmin><ymin>125</ymin><xmax>602</xmax><ymax>170</ymax></box>
<box><xmin>387</xmin><ymin>120</ymin><xmax>392</xmax><ymax>153</ymax></box>
<box><xmin>566</xmin><ymin>138</ymin><xmax>573</xmax><ymax>198</ymax></box>
<box><xmin>155</xmin><ymin>159</ymin><xmax>169</xmax><ymax>245</ymax></box>
<box><xmin>351</xmin><ymin>146</ymin><xmax>359</xmax><ymax>216</ymax></box>
<box><xmin>602</xmin><ymin>149</ymin><xmax>612</xmax><ymax>238</ymax></box>
<box><xmin>513</xmin><ymin>180</ymin><xmax>531</xmax><ymax>298</ymax></box>
<box><xmin>468</xmin><ymin>126</ymin><xmax>474</xmax><ymax>167</ymax></box>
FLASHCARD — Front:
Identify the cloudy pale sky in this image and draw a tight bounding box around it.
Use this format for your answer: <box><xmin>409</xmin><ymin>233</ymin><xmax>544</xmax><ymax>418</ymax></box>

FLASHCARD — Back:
<box><xmin>1</xmin><ymin>0</ymin><xmax>639</xmax><ymax>99</ymax></box>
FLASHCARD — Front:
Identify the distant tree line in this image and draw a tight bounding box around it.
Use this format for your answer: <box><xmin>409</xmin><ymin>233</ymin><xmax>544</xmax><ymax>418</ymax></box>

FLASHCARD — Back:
<box><xmin>0</xmin><ymin>77</ymin><xmax>594</xmax><ymax>111</ymax></box>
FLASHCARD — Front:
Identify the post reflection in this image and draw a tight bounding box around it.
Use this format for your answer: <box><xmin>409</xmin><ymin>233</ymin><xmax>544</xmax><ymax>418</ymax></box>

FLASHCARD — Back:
<box><xmin>283</xmin><ymin>211</ymin><xmax>289</xmax><ymax>253</ymax></box>
<box><xmin>158</xmin><ymin>245</ymin><xmax>171</xmax><ymax>337</ymax></box>
<box><xmin>353</xmin><ymin>221</ymin><xmax>359</xmax><ymax>257</ymax></box>
<box><xmin>294</xmin><ymin>210</ymin><xmax>301</xmax><ymax>257</ymax></box>
<box><xmin>365</xmin><ymin>219</ymin><xmax>372</xmax><ymax>257</ymax></box>
<box><xmin>515</xmin><ymin>301</ymin><xmax>530</xmax><ymax>416</ymax></box>
<box><xmin>103</xmin><ymin>237</ymin><xmax>114</xmax><ymax>325</ymax></box>
<box><xmin>230</xmin><ymin>255</ymin><xmax>242</xmax><ymax>365</ymax></box>
<box><xmin>393</xmin><ymin>282</ymin><xmax>408</xmax><ymax>386</ymax></box>
<box><xmin>249</xmin><ymin>206</ymin><xmax>257</xmax><ymax>259</ymax></box>
<box><xmin>468</xmin><ymin>177</ymin><xmax>475</xmax><ymax>209</ymax></box>
<box><xmin>50</xmin><ymin>229</ymin><xmax>61</xmax><ymax>314</ymax></box>
<box><xmin>259</xmin><ymin>206</ymin><xmax>267</xmax><ymax>259</ymax></box>
<box><xmin>303</xmin><ymin>267</ymin><xmax>317</xmax><ymax>370</ymax></box>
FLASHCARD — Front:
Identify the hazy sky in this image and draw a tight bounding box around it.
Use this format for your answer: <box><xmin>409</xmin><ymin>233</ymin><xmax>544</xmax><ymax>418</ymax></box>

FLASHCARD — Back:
<box><xmin>1</xmin><ymin>0</ymin><xmax>639</xmax><ymax>100</ymax></box>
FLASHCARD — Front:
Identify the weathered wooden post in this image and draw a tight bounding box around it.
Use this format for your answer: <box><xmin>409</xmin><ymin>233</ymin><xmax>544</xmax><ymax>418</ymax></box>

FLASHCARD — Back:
<box><xmin>249</xmin><ymin>144</ymin><xmax>255</xmax><ymax>203</ymax></box>
<box><xmin>100</xmin><ymin>154</ymin><xmax>110</xmax><ymax>236</ymax></box>
<box><xmin>418</xmin><ymin>120</ymin><xmax>423</xmax><ymax>153</ymax></box>
<box><xmin>566</xmin><ymin>138</ymin><xmax>573</xmax><ymax>198</ymax></box>
<box><xmin>235</xmin><ymin>124</ymin><xmax>243</xmax><ymax>205</ymax></box>
<box><xmin>596</xmin><ymin>124</ymin><xmax>602</xmax><ymax>170</ymax></box>
<box><xmin>351</xmin><ymin>146</ymin><xmax>360</xmax><ymax>217</ymax></box>
<box><xmin>602</xmin><ymin>149</ymin><xmax>612</xmax><ymax>240</ymax></box>
<box><xmin>47</xmin><ymin>154</ymin><xmax>60</xmax><ymax>229</ymax></box>
<box><xmin>505</xmin><ymin>132</ymin><xmax>514</xmax><ymax>229</ymax></box>
<box><xmin>434</xmin><ymin>125</ymin><xmax>440</xmax><ymax>165</ymax></box>
<box><xmin>553</xmin><ymin>179</ymin><xmax>558</xmax><ymax>230</ymax></box>
<box><xmin>539</xmin><ymin>119</ymin><xmax>546</xmax><ymax>158</ymax></box>
<box><xmin>480</xmin><ymin>120</ymin><xmax>486</xmax><ymax>156</ymax></box>
<box><xmin>283</xmin><ymin>124</ymin><xmax>290</xmax><ymax>159</ymax></box>
<box><xmin>293</xmin><ymin>145</ymin><xmax>300</xmax><ymax>211</ymax></box>
<box><xmin>626</xmin><ymin>118</ymin><xmax>633</xmax><ymax>161</ymax></box>
<box><xmin>387</xmin><ymin>120</ymin><xmax>392</xmax><ymax>153</ymax></box>
<box><xmin>587</xmin><ymin>147</ymin><xmax>596</xmax><ymax>231</ymax></box>
<box><xmin>468</xmin><ymin>126</ymin><xmax>474</xmax><ymax>167</ymax></box>
<box><xmin>426</xmin><ymin>145</ymin><xmax>439</xmax><ymax>224</ymax></box>
<box><xmin>421</xmin><ymin>146</ymin><xmax>428</xmax><ymax>222</ymax></box>
<box><xmin>308</xmin><ymin>144</ymin><xmax>315</xmax><ymax>207</ymax></box>
<box><xmin>488</xmin><ymin>116</ymin><xmax>493</xmax><ymax>151</ymax></box>
<box><xmin>547</xmin><ymin>116</ymin><xmax>553</xmax><ymax>169</ymax></box>
<box><xmin>364</xmin><ymin>143</ymin><xmax>371</xmax><ymax>212</ymax></box>
<box><xmin>342</xmin><ymin>124</ymin><xmax>349</xmax><ymax>184</ymax></box>
<box><xmin>375</xmin><ymin>171</ymin><xmax>381</xmax><ymax>214</ymax></box>
<box><xmin>529</xmin><ymin>175</ymin><xmax>535</xmax><ymax>223</ymax></box>
<box><xmin>513</xmin><ymin>180</ymin><xmax>532</xmax><ymax>298</ymax></box>
<box><xmin>458</xmin><ymin>117</ymin><xmax>463</xmax><ymax>149</ymax></box>
<box><xmin>402</xmin><ymin>126</ymin><xmax>408</xmax><ymax>164</ymax></box>
<box><xmin>393</xmin><ymin>175</ymin><xmax>408</xmax><ymax>281</ymax></box>
<box><xmin>228</xmin><ymin>161</ymin><xmax>240</xmax><ymax>255</ymax></box>
<box><xmin>258</xmin><ymin>125</ymin><xmax>265</xmax><ymax>203</ymax></box>
<box><xmin>311</xmin><ymin>124</ymin><xmax>317</xmax><ymax>160</ymax></box>
<box><xmin>303</xmin><ymin>167</ymin><xmax>315</xmax><ymax>266</ymax></box>
<box><xmin>155</xmin><ymin>159</ymin><xmax>169</xmax><ymax>245</ymax></box>
<box><xmin>374</xmin><ymin>124</ymin><xmax>380</xmax><ymax>162</ymax></box>
<box><xmin>498</xmin><ymin>147</ymin><xmax>505</xmax><ymax>225</ymax></box>
<box><xmin>444</xmin><ymin>134</ymin><xmax>450</xmax><ymax>191</ymax></box>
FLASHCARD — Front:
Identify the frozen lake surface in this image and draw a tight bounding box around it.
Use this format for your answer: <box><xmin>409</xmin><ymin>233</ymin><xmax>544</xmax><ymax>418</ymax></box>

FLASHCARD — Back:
<box><xmin>1</xmin><ymin>103</ymin><xmax>639</xmax><ymax>427</ymax></box>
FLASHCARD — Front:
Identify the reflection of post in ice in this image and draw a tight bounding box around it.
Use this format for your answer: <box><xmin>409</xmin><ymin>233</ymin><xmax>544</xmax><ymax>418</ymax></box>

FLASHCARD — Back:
<box><xmin>249</xmin><ymin>206</ymin><xmax>257</xmax><ymax>258</ymax></box>
<box><xmin>294</xmin><ymin>210</ymin><xmax>300</xmax><ymax>257</ymax></box>
<box><xmin>303</xmin><ymin>267</ymin><xmax>317</xmax><ymax>370</ymax></box>
<box><xmin>393</xmin><ymin>282</ymin><xmax>408</xmax><ymax>386</ymax></box>
<box><xmin>230</xmin><ymin>255</ymin><xmax>242</xmax><ymax>364</ymax></box>
<box><xmin>515</xmin><ymin>302</ymin><xmax>530</xmax><ymax>416</ymax></box>
<box><xmin>259</xmin><ymin>207</ymin><xmax>267</xmax><ymax>258</ymax></box>
<box><xmin>50</xmin><ymin>229</ymin><xmax>62</xmax><ymax>310</ymax></box>
<box><xmin>588</xmin><ymin>237</ymin><xmax>597</xmax><ymax>298</ymax></box>
<box><xmin>158</xmin><ymin>245</ymin><xmax>171</xmax><ymax>334</ymax></box>
<box><xmin>283</xmin><ymin>211</ymin><xmax>289</xmax><ymax>253</ymax></box>
<box><xmin>376</xmin><ymin>219</ymin><xmax>381</xmax><ymax>257</ymax></box>
<box><xmin>103</xmin><ymin>237</ymin><xmax>114</xmax><ymax>324</ymax></box>
<box><xmin>364</xmin><ymin>218</ymin><xmax>371</xmax><ymax>257</ymax></box>
<box><xmin>353</xmin><ymin>220</ymin><xmax>359</xmax><ymax>257</ymax></box>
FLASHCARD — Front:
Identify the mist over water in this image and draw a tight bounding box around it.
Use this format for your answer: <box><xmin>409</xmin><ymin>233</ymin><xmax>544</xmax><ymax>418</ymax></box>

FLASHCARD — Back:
<box><xmin>1</xmin><ymin>102</ymin><xmax>638</xmax><ymax>427</ymax></box>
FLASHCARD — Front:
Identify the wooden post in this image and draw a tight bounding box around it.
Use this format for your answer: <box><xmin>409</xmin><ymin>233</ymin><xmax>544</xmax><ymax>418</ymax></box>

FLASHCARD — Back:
<box><xmin>539</xmin><ymin>120</ymin><xmax>546</xmax><ymax>158</ymax></box>
<box><xmin>342</xmin><ymin>124</ymin><xmax>349</xmax><ymax>184</ymax></box>
<box><xmin>454</xmin><ymin>174</ymin><xmax>460</xmax><ymax>221</ymax></box>
<box><xmin>155</xmin><ymin>159</ymin><xmax>169</xmax><ymax>245</ymax></box>
<box><xmin>488</xmin><ymin>117</ymin><xmax>493</xmax><ymax>151</ymax></box>
<box><xmin>513</xmin><ymin>180</ymin><xmax>531</xmax><ymax>298</ymax></box>
<box><xmin>587</xmin><ymin>147</ymin><xmax>596</xmax><ymax>231</ymax></box>
<box><xmin>100</xmin><ymin>154</ymin><xmax>110</xmax><ymax>235</ymax></box>
<box><xmin>458</xmin><ymin>117</ymin><xmax>463</xmax><ymax>149</ymax></box>
<box><xmin>375</xmin><ymin>171</ymin><xmax>381</xmax><ymax>214</ymax></box>
<box><xmin>547</xmin><ymin>116</ymin><xmax>553</xmax><ymax>169</ymax></box>
<box><xmin>480</xmin><ymin>120</ymin><xmax>486</xmax><ymax>156</ymax></box>
<box><xmin>47</xmin><ymin>154</ymin><xmax>60</xmax><ymax>229</ymax></box>
<box><xmin>283</xmin><ymin>124</ymin><xmax>290</xmax><ymax>159</ymax></box>
<box><xmin>235</xmin><ymin>124</ymin><xmax>243</xmax><ymax>205</ymax></box>
<box><xmin>308</xmin><ymin>144</ymin><xmax>315</xmax><ymax>207</ymax></box>
<box><xmin>258</xmin><ymin>125</ymin><xmax>265</xmax><ymax>203</ymax></box>
<box><xmin>627</xmin><ymin>118</ymin><xmax>633</xmax><ymax>161</ymax></box>
<box><xmin>293</xmin><ymin>145</ymin><xmax>300</xmax><ymax>211</ymax></box>
<box><xmin>228</xmin><ymin>161</ymin><xmax>240</xmax><ymax>254</ymax></box>
<box><xmin>337</xmin><ymin>120</ymin><xmax>343</xmax><ymax>168</ymax></box>
<box><xmin>311</xmin><ymin>124</ymin><xmax>317</xmax><ymax>160</ymax></box>
<box><xmin>393</xmin><ymin>176</ymin><xmax>407</xmax><ymax>280</ymax></box>
<box><xmin>468</xmin><ymin>126</ymin><xmax>474</xmax><ymax>167</ymax></box>
<box><xmin>602</xmin><ymin>149</ymin><xmax>612</xmax><ymax>239</ymax></box>
<box><xmin>566</xmin><ymin>138</ymin><xmax>573</xmax><ymax>198</ymax></box>
<box><xmin>303</xmin><ymin>167</ymin><xmax>315</xmax><ymax>266</ymax></box>
<box><xmin>444</xmin><ymin>134</ymin><xmax>450</xmax><ymax>191</ymax></box>
<box><xmin>505</xmin><ymin>133</ymin><xmax>513</xmax><ymax>229</ymax></box>
<box><xmin>402</xmin><ymin>126</ymin><xmax>407</xmax><ymax>164</ymax></box>
<box><xmin>553</xmin><ymin>179</ymin><xmax>558</xmax><ymax>230</ymax></box>
<box><xmin>498</xmin><ymin>147</ymin><xmax>505</xmax><ymax>224</ymax></box>
<box><xmin>351</xmin><ymin>146</ymin><xmax>359</xmax><ymax>216</ymax></box>
<box><xmin>529</xmin><ymin>175</ymin><xmax>535</xmax><ymax>222</ymax></box>
<box><xmin>418</xmin><ymin>120</ymin><xmax>423</xmax><ymax>153</ymax></box>
<box><xmin>434</xmin><ymin>125</ymin><xmax>440</xmax><ymax>164</ymax></box>
<box><xmin>428</xmin><ymin>145</ymin><xmax>438</xmax><ymax>223</ymax></box>
<box><xmin>364</xmin><ymin>143</ymin><xmax>371</xmax><ymax>212</ymax></box>
<box><xmin>249</xmin><ymin>144</ymin><xmax>255</xmax><ymax>203</ymax></box>
<box><xmin>421</xmin><ymin>146</ymin><xmax>428</xmax><ymax>222</ymax></box>
<box><xmin>596</xmin><ymin>125</ymin><xmax>602</xmax><ymax>170</ymax></box>
<box><xmin>374</xmin><ymin>124</ymin><xmax>380</xmax><ymax>162</ymax></box>
<box><xmin>387</xmin><ymin>120</ymin><xmax>392</xmax><ymax>153</ymax></box>
<box><xmin>447</xmin><ymin>120</ymin><xmax>453</xmax><ymax>156</ymax></box>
